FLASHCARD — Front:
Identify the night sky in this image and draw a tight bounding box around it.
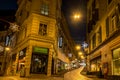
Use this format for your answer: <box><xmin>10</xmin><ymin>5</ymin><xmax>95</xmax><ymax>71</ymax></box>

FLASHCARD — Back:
<box><xmin>0</xmin><ymin>0</ymin><xmax>17</xmax><ymax>10</ymax></box>
<box><xmin>62</xmin><ymin>0</ymin><xmax>87</xmax><ymax>43</ymax></box>
<box><xmin>0</xmin><ymin>0</ymin><xmax>87</xmax><ymax>43</ymax></box>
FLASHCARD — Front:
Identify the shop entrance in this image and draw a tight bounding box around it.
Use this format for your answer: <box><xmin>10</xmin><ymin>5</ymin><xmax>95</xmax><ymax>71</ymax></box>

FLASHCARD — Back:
<box><xmin>30</xmin><ymin>53</ymin><xmax>48</xmax><ymax>74</ymax></box>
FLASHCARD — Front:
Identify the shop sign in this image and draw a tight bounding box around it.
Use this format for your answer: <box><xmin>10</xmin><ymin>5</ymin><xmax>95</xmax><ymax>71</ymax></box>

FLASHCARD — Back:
<box><xmin>33</xmin><ymin>47</ymin><xmax>48</xmax><ymax>54</ymax></box>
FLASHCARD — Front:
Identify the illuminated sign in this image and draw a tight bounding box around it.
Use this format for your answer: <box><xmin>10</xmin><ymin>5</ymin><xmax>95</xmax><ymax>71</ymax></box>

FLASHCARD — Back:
<box><xmin>33</xmin><ymin>47</ymin><xmax>48</xmax><ymax>54</ymax></box>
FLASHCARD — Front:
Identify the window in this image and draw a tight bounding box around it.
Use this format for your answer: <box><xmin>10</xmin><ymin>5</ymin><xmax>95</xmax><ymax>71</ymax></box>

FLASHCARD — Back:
<box><xmin>92</xmin><ymin>34</ymin><xmax>96</xmax><ymax>49</ymax></box>
<box><xmin>58</xmin><ymin>37</ymin><xmax>63</xmax><ymax>48</ymax></box>
<box><xmin>97</xmin><ymin>27</ymin><xmax>102</xmax><ymax>44</ymax></box>
<box><xmin>106</xmin><ymin>17</ymin><xmax>109</xmax><ymax>37</ymax></box>
<box><xmin>41</xmin><ymin>4</ymin><xmax>49</xmax><ymax>16</ymax></box>
<box><xmin>112</xmin><ymin>48</ymin><xmax>120</xmax><ymax>75</ymax></box>
<box><xmin>110</xmin><ymin>14</ymin><xmax>116</xmax><ymax>33</ymax></box>
<box><xmin>39</xmin><ymin>23</ymin><xmax>47</xmax><ymax>36</ymax></box>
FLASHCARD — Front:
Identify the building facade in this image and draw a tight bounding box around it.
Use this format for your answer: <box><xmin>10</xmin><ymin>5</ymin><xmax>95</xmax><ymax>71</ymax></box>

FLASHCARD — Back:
<box><xmin>87</xmin><ymin>0</ymin><xmax>120</xmax><ymax>76</ymax></box>
<box><xmin>6</xmin><ymin>0</ymin><xmax>76</xmax><ymax>77</ymax></box>
<box><xmin>0</xmin><ymin>10</ymin><xmax>17</xmax><ymax>76</ymax></box>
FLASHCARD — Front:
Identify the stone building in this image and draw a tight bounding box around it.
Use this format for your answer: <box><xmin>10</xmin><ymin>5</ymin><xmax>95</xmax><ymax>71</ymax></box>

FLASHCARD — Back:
<box><xmin>87</xmin><ymin>0</ymin><xmax>120</xmax><ymax>75</ymax></box>
<box><xmin>0</xmin><ymin>10</ymin><xmax>17</xmax><ymax>75</ymax></box>
<box><xmin>8</xmin><ymin>0</ymin><xmax>76</xmax><ymax>77</ymax></box>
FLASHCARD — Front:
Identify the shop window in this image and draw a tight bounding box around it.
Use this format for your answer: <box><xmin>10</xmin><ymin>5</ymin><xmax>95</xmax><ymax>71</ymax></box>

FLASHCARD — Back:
<box><xmin>90</xmin><ymin>56</ymin><xmax>101</xmax><ymax>72</ymax></box>
<box><xmin>39</xmin><ymin>23</ymin><xmax>47</xmax><ymax>36</ymax></box>
<box><xmin>30</xmin><ymin>54</ymin><xmax>48</xmax><ymax>74</ymax></box>
<box><xmin>112</xmin><ymin>48</ymin><xmax>120</xmax><ymax>75</ymax></box>
<box><xmin>17</xmin><ymin>48</ymin><xmax>26</xmax><ymax>72</ymax></box>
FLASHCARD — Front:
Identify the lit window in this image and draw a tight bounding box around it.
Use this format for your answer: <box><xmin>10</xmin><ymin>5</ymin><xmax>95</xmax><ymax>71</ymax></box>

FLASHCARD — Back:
<box><xmin>41</xmin><ymin>4</ymin><xmax>49</xmax><ymax>16</ymax></box>
<box><xmin>110</xmin><ymin>14</ymin><xmax>116</xmax><ymax>33</ymax></box>
<box><xmin>112</xmin><ymin>48</ymin><xmax>120</xmax><ymax>75</ymax></box>
<box><xmin>39</xmin><ymin>23</ymin><xmax>47</xmax><ymax>36</ymax></box>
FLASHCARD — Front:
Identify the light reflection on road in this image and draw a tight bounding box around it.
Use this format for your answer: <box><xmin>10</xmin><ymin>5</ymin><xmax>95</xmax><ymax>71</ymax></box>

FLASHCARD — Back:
<box><xmin>64</xmin><ymin>66</ymin><xmax>92</xmax><ymax>80</ymax></box>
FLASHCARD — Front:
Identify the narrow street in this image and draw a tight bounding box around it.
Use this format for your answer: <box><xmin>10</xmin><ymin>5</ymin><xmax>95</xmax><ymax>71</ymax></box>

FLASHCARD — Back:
<box><xmin>0</xmin><ymin>66</ymin><xmax>106</xmax><ymax>80</ymax></box>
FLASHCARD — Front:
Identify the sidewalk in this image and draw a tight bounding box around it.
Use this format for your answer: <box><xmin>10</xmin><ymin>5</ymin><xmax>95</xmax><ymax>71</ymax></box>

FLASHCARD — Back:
<box><xmin>0</xmin><ymin>75</ymin><xmax>64</xmax><ymax>80</ymax></box>
<box><xmin>80</xmin><ymin>67</ymin><xmax>106</xmax><ymax>80</ymax></box>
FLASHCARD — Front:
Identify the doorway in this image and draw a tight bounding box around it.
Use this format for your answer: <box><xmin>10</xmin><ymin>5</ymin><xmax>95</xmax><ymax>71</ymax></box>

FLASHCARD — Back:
<box><xmin>30</xmin><ymin>53</ymin><xmax>48</xmax><ymax>74</ymax></box>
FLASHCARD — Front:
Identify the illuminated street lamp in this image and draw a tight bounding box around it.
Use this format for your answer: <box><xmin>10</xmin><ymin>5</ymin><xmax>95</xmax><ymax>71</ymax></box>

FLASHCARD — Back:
<box><xmin>5</xmin><ymin>47</ymin><xmax>10</xmax><ymax>51</ymax></box>
<box><xmin>81</xmin><ymin>55</ymin><xmax>85</xmax><ymax>59</ymax></box>
<box><xmin>78</xmin><ymin>51</ymin><xmax>82</xmax><ymax>55</ymax></box>
<box><xmin>74</xmin><ymin>14</ymin><xmax>80</xmax><ymax>19</ymax></box>
<box><xmin>76</xmin><ymin>45</ymin><xmax>81</xmax><ymax>50</ymax></box>
<box><xmin>73</xmin><ymin>11</ymin><xmax>82</xmax><ymax>21</ymax></box>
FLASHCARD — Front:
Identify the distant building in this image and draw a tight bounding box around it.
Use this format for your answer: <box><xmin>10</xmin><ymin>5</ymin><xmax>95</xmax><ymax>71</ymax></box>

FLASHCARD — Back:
<box><xmin>6</xmin><ymin>0</ymin><xmax>77</xmax><ymax>77</ymax></box>
<box><xmin>87</xmin><ymin>0</ymin><xmax>120</xmax><ymax>75</ymax></box>
<box><xmin>0</xmin><ymin>10</ymin><xmax>16</xmax><ymax>75</ymax></box>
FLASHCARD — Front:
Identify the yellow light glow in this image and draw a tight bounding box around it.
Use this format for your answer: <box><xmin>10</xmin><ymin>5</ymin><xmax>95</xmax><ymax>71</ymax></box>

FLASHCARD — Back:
<box><xmin>78</xmin><ymin>52</ymin><xmax>82</xmax><ymax>55</ymax></box>
<box><xmin>76</xmin><ymin>45</ymin><xmax>81</xmax><ymax>50</ymax></box>
<box><xmin>81</xmin><ymin>55</ymin><xmax>84</xmax><ymax>59</ymax></box>
<box><xmin>5</xmin><ymin>47</ymin><xmax>10</xmax><ymax>51</ymax></box>
<box><xmin>74</xmin><ymin>14</ymin><xmax>81</xmax><ymax>19</ymax></box>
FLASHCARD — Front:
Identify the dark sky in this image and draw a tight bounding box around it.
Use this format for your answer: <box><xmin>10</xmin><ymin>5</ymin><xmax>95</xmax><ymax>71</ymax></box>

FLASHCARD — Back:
<box><xmin>62</xmin><ymin>0</ymin><xmax>87</xmax><ymax>43</ymax></box>
<box><xmin>0</xmin><ymin>0</ymin><xmax>17</xmax><ymax>10</ymax></box>
<box><xmin>0</xmin><ymin>0</ymin><xmax>87</xmax><ymax>43</ymax></box>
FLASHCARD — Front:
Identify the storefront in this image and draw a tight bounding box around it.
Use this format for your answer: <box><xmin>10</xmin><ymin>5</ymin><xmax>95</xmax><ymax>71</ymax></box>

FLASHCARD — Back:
<box><xmin>57</xmin><ymin>59</ymin><xmax>66</xmax><ymax>72</ymax></box>
<box><xmin>112</xmin><ymin>47</ymin><xmax>120</xmax><ymax>75</ymax></box>
<box><xmin>90</xmin><ymin>56</ymin><xmax>101</xmax><ymax>72</ymax></box>
<box><xmin>30</xmin><ymin>47</ymin><xmax>48</xmax><ymax>74</ymax></box>
<box><xmin>16</xmin><ymin>48</ymin><xmax>26</xmax><ymax>73</ymax></box>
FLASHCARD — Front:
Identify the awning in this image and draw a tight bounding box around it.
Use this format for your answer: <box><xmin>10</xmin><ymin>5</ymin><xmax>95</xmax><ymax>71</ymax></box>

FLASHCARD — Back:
<box><xmin>57</xmin><ymin>49</ymin><xmax>70</xmax><ymax>63</ymax></box>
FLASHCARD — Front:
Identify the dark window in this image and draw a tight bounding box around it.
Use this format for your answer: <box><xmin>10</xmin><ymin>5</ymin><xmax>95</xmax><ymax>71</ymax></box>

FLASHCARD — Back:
<box><xmin>39</xmin><ymin>24</ymin><xmax>47</xmax><ymax>36</ymax></box>
<box><xmin>106</xmin><ymin>17</ymin><xmax>109</xmax><ymax>37</ymax></box>
<box><xmin>92</xmin><ymin>34</ymin><xmax>96</xmax><ymax>49</ymax></box>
